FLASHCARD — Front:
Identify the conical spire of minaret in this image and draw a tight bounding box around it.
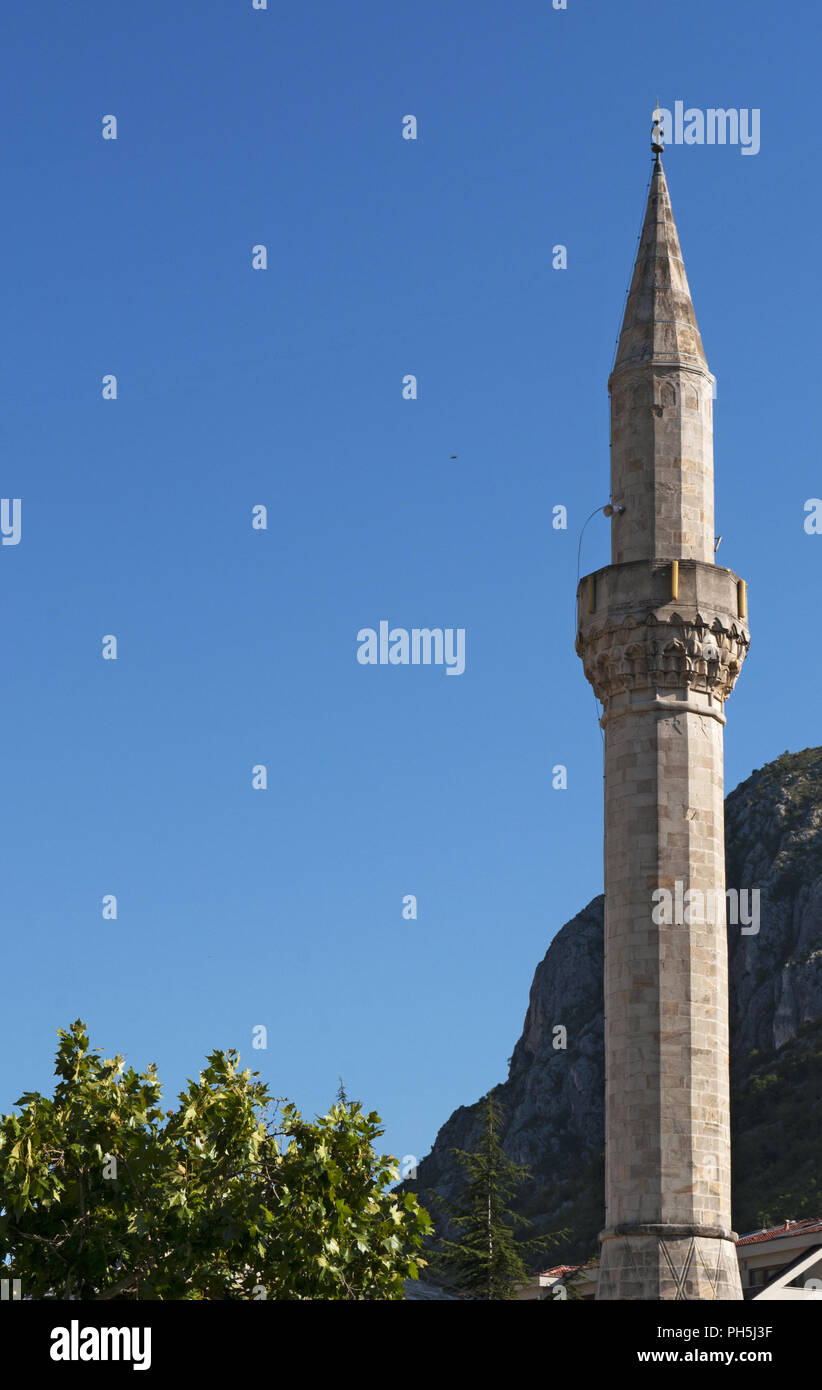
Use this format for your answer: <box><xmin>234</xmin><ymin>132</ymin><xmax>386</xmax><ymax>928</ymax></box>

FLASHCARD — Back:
<box><xmin>611</xmin><ymin>159</ymin><xmax>708</xmax><ymax>379</ymax></box>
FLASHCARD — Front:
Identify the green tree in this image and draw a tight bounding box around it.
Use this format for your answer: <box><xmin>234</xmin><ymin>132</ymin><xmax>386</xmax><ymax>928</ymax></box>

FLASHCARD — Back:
<box><xmin>434</xmin><ymin>1089</ymin><xmax>534</xmax><ymax>1299</ymax></box>
<box><xmin>0</xmin><ymin>1020</ymin><xmax>431</xmax><ymax>1300</ymax></box>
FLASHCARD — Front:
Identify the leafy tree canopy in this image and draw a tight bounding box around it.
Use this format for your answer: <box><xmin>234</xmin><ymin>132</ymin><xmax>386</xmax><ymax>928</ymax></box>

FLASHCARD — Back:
<box><xmin>0</xmin><ymin>1021</ymin><xmax>431</xmax><ymax>1300</ymax></box>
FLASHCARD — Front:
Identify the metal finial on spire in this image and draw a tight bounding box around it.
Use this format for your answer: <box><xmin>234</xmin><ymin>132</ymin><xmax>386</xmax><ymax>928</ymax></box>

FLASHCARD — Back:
<box><xmin>651</xmin><ymin>102</ymin><xmax>664</xmax><ymax>159</ymax></box>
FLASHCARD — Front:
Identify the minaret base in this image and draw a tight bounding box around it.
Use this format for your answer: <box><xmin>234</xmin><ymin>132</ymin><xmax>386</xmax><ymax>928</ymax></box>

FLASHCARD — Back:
<box><xmin>596</xmin><ymin>1226</ymin><xmax>743</xmax><ymax>1300</ymax></box>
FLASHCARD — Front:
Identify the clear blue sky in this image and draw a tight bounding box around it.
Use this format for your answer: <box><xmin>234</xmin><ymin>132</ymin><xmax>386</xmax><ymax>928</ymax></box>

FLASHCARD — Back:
<box><xmin>2</xmin><ymin>0</ymin><xmax>819</xmax><ymax>1170</ymax></box>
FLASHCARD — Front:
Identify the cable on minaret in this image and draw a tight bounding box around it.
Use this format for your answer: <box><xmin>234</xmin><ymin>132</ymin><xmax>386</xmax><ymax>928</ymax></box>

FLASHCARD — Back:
<box><xmin>576</xmin><ymin>503</ymin><xmax>622</xmax><ymax>588</ymax></box>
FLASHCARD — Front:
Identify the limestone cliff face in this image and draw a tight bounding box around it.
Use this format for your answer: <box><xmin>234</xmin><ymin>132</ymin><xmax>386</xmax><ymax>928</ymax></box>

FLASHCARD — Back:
<box><xmin>725</xmin><ymin>750</ymin><xmax>822</xmax><ymax>1055</ymax></box>
<box><xmin>407</xmin><ymin>748</ymin><xmax>822</xmax><ymax>1260</ymax></box>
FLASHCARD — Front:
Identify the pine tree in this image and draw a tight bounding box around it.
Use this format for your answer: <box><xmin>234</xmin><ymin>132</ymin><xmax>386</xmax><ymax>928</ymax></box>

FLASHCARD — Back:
<box><xmin>434</xmin><ymin>1088</ymin><xmax>533</xmax><ymax>1299</ymax></box>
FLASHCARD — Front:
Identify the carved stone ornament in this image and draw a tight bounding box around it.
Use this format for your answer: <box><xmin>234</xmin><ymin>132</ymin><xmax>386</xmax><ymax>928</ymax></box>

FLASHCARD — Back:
<box><xmin>576</xmin><ymin>610</ymin><xmax>749</xmax><ymax>705</ymax></box>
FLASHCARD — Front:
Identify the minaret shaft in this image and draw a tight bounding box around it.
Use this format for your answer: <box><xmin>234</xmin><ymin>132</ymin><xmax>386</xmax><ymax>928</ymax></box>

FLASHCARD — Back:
<box><xmin>599</xmin><ymin>695</ymin><xmax>738</xmax><ymax>1297</ymax></box>
<box><xmin>576</xmin><ymin>158</ymin><xmax>750</xmax><ymax>1300</ymax></box>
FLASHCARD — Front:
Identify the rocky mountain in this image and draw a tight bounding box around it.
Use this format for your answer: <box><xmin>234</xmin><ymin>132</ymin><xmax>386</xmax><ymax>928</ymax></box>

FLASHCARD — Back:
<box><xmin>405</xmin><ymin>747</ymin><xmax>822</xmax><ymax>1269</ymax></box>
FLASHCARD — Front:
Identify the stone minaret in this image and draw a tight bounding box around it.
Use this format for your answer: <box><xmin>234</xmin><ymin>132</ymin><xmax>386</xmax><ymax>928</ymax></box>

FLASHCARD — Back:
<box><xmin>576</xmin><ymin>144</ymin><xmax>750</xmax><ymax>1299</ymax></box>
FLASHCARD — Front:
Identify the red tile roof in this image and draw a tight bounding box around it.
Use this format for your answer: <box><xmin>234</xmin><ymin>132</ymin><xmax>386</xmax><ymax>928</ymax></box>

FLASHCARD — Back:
<box><xmin>737</xmin><ymin>1218</ymin><xmax>822</xmax><ymax>1247</ymax></box>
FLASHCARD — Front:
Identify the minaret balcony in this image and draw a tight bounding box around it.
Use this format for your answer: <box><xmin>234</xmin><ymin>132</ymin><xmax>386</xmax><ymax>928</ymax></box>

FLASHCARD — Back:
<box><xmin>575</xmin><ymin>558</ymin><xmax>750</xmax><ymax>706</ymax></box>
